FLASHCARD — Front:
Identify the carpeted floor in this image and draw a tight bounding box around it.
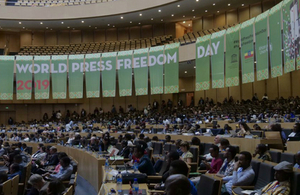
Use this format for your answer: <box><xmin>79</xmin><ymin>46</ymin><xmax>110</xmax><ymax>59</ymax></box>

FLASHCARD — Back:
<box><xmin>75</xmin><ymin>175</ymin><xmax>98</xmax><ymax>195</ymax></box>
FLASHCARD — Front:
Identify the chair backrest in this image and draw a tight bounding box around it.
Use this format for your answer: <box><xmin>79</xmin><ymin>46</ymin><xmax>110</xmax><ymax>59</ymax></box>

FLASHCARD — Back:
<box><xmin>269</xmin><ymin>150</ymin><xmax>281</xmax><ymax>163</ymax></box>
<box><xmin>153</xmin><ymin>142</ymin><xmax>163</xmax><ymax>155</ymax></box>
<box><xmin>197</xmin><ymin>174</ymin><xmax>220</xmax><ymax>195</ymax></box>
<box><xmin>11</xmin><ymin>175</ymin><xmax>19</xmax><ymax>195</ymax></box>
<box><xmin>254</xmin><ymin>162</ymin><xmax>275</xmax><ymax>190</ymax></box>
<box><xmin>158</xmin><ymin>160</ymin><xmax>168</xmax><ymax>176</ymax></box>
<box><xmin>291</xmin><ymin>171</ymin><xmax>300</xmax><ymax>195</ymax></box>
<box><xmin>146</xmin><ymin>147</ymin><xmax>153</xmax><ymax>160</ymax></box>
<box><xmin>63</xmin><ymin>185</ymin><xmax>73</xmax><ymax>195</ymax></box>
<box><xmin>163</xmin><ymin>143</ymin><xmax>171</xmax><ymax>153</ymax></box>
<box><xmin>189</xmin><ymin>146</ymin><xmax>199</xmax><ymax>164</ymax></box>
<box><xmin>170</xmin><ymin>144</ymin><xmax>177</xmax><ymax>152</ymax></box>
<box><xmin>203</xmin><ymin>143</ymin><xmax>213</xmax><ymax>155</ymax></box>
<box><xmin>1</xmin><ymin>179</ymin><xmax>11</xmax><ymax>195</ymax></box>
<box><xmin>251</xmin><ymin>160</ymin><xmax>261</xmax><ymax>185</ymax></box>
<box><xmin>281</xmin><ymin>152</ymin><xmax>296</xmax><ymax>164</ymax></box>
<box><xmin>232</xmin><ymin>145</ymin><xmax>240</xmax><ymax>154</ymax></box>
<box><xmin>71</xmin><ymin>161</ymin><xmax>78</xmax><ymax>174</ymax></box>
<box><xmin>26</xmin><ymin>147</ymin><xmax>33</xmax><ymax>155</ymax></box>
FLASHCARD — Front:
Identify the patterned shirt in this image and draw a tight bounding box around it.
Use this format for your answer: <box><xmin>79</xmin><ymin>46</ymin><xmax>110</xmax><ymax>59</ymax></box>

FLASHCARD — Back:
<box><xmin>259</xmin><ymin>152</ymin><xmax>272</xmax><ymax>162</ymax></box>
<box><xmin>260</xmin><ymin>180</ymin><xmax>290</xmax><ymax>195</ymax></box>
<box><xmin>218</xmin><ymin>158</ymin><xmax>235</xmax><ymax>176</ymax></box>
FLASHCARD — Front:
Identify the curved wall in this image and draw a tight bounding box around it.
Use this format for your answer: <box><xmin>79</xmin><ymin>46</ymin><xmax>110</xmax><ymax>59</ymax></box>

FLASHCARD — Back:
<box><xmin>0</xmin><ymin>0</ymin><xmax>176</xmax><ymax>20</ymax></box>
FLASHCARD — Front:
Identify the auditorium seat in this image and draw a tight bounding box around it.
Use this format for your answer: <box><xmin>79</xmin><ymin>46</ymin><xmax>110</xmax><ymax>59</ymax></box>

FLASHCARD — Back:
<box><xmin>281</xmin><ymin>152</ymin><xmax>296</xmax><ymax>164</ymax></box>
<box><xmin>250</xmin><ymin>160</ymin><xmax>261</xmax><ymax>185</ymax></box>
<box><xmin>196</xmin><ymin>174</ymin><xmax>220</xmax><ymax>195</ymax></box>
<box><xmin>253</xmin><ymin>162</ymin><xmax>275</xmax><ymax>189</ymax></box>
<box><xmin>269</xmin><ymin>150</ymin><xmax>281</xmax><ymax>163</ymax></box>
<box><xmin>291</xmin><ymin>171</ymin><xmax>300</xmax><ymax>195</ymax></box>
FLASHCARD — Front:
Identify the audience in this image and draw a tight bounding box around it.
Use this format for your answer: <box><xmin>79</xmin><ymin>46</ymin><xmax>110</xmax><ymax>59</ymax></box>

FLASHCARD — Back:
<box><xmin>217</xmin><ymin>146</ymin><xmax>237</xmax><ymax>178</ymax></box>
<box><xmin>253</xmin><ymin>144</ymin><xmax>272</xmax><ymax>162</ymax></box>
<box><xmin>204</xmin><ymin>144</ymin><xmax>223</xmax><ymax>173</ymax></box>
<box><xmin>132</xmin><ymin>142</ymin><xmax>156</xmax><ymax>175</ymax></box>
<box><xmin>179</xmin><ymin>141</ymin><xmax>193</xmax><ymax>163</ymax></box>
<box><xmin>8</xmin><ymin>163</ymin><xmax>22</xmax><ymax>179</ymax></box>
<box><xmin>45</xmin><ymin>156</ymin><xmax>73</xmax><ymax>181</ymax></box>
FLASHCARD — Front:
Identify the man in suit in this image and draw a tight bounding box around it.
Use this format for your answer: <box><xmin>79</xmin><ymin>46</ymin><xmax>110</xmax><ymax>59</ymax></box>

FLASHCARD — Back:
<box><xmin>43</xmin><ymin>147</ymin><xmax>59</xmax><ymax>167</ymax></box>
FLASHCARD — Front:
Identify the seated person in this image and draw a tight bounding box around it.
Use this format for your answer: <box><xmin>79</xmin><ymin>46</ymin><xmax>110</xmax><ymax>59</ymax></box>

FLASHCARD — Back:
<box><xmin>220</xmin><ymin>138</ymin><xmax>230</xmax><ymax>152</ymax></box>
<box><xmin>236</xmin><ymin>122</ymin><xmax>251</xmax><ymax>137</ymax></box>
<box><xmin>217</xmin><ymin>146</ymin><xmax>237</xmax><ymax>178</ymax></box>
<box><xmin>164</xmin><ymin>174</ymin><xmax>191</xmax><ymax>195</ymax></box>
<box><xmin>250</xmin><ymin>161</ymin><xmax>292</xmax><ymax>195</ymax></box>
<box><xmin>32</xmin><ymin>146</ymin><xmax>47</xmax><ymax>162</ymax></box>
<box><xmin>132</xmin><ymin>142</ymin><xmax>156</xmax><ymax>175</ymax></box>
<box><xmin>45</xmin><ymin>156</ymin><xmax>73</xmax><ymax>181</ymax></box>
<box><xmin>99</xmin><ymin>136</ymin><xmax>111</xmax><ymax>152</ymax></box>
<box><xmin>287</xmin><ymin>123</ymin><xmax>300</xmax><ymax>141</ymax></box>
<box><xmin>165</xmin><ymin>135</ymin><xmax>172</xmax><ymax>143</ymax></box>
<box><xmin>8</xmin><ymin>163</ymin><xmax>22</xmax><ymax>180</ymax></box>
<box><xmin>90</xmin><ymin>137</ymin><xmax>99</xmax><ymax>151</ymax></box>
<box><xmin>28</xmin><ymin>174</ymin><xmax>49</xmax><ymax>195</ymax></box>
<box><xmin>47</xmin><ymin>180</ymin><xmax>66</xmax><ymax>195</ymax></box>
<box><xmin>203</xmin><ymin>135</ymin><xmax>221</xmax><ymax>161</ymax></box>
<box><xmin>222</xmin><ymin>151</ymin><xmax>255</xmax><ymax>195</ymax></box>
<box><xmin>43</xmin><ymin>147</ymin><xmax>59</xmax><ymax>167</ymax></box>
<box><xmin>203</xmin><ymin>144</ymin><xmax>223</xmax><ymax>174</ymax></box>
<box><xmin>175</xmin><ymin>139</ymin><xmax>183</xmax><ymax>156</ymax></box>
<box><xmin>179</xmin><ymin>141</ymin><xmax>193</xmax><ymax>163</ymax></box>
<box><xmin>294</xmin><ymin>151</ymin><xmax>300</xmax><ymax>169</ymax></box>
<box><xmin>253</xmin><ymin>144</ymin><xmax>272</xmax><ymax>162</ymax></box>
<box><xmin>118</xmin><ymin>140</ymin><xmax>130</xmax><ymax>158</ymax></box>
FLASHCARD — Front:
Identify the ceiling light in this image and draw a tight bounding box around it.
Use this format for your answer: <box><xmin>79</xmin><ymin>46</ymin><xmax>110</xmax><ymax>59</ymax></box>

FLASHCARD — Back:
<box><xmin>193</xmin><ymin>16</ymin><xmax>196</xmax><ymax>18</ymax></box>
<box><xmin>188</xmin><ymin>24</ymin><xmax>191</xmax><ymax>26</ymax></box>
<box><xmin>23</xmin><ymin>27</ymin><xmax>25</xmax><ymax>29</ymax></box>
<box><xmin>151</xmin><ymin>18</ymin><xmax>153</xmax><ymax>20</ymax></box>
<box><xmin>108</xmin><ymin>24</ymin><xmax>110</xmax><ymax>26</ymax></box>
<box><xmin>40</xmin><ymin>22</ymin><xmax>43</xmax><ymax>25</ymax></box>
<box><xmin>61</xmin><ymin>22</ymin><xmax>64</xmax><ymax>24</ymax></box>
<box><xmin>242</xmin><ymin>4</ymin><xmax>244</xmax><ymax>6</ymax></box>
<box><xmin>67</xmin><ymin>26</ymin><xmax>70</xmax><ymax>28</ymax></box>
<box><xmin>89</xmin><ymin>25</ymin><xmax>91</xmax><ymax>27</ymax></box>
<box><xmin>205</xmin><ymin>10</ymin><xmax>208</xmax><ymax>12</ymax></box>
<box><xmin>183</xmin><ymin>21</ymin><xmax>186</xmax><ymax>23</ymax></box>
<box><xmin>19</xmin><ymin>22</ymin><xmax>22</xmax><ymax>24</ymax></box>
<box><xmin>228</xmin><ymin>3</ymin><xmax>230</xmax><ymax>6</ymax></box>
<box><xmin>171</xmin><ymin>14</ymin><xmax>174</xmax><ymax>17</ymax></box>
<box><xmin>192</xmin><ymin>9</ymin><xmax>194</xmax><ymax>12</ymax></box>
<box><xmin>254</xmin><ymin>61</ymin><xmax>257</xmax><ymax>64</ymax></box>
<box><xmin>130</xmin><ymin>21</ymin><xmax>132</xmax><ymax>23</ymax></box>
<box><xmin>183</xmin><ymin>15</ymin><xmax>185</xmax><ymax>17</ymax></box>
<box><xmin>194</xmin><ymin>66</ymin><xmax>196</xmax><ymax>68</ymax></box>
<box><xmin>196</xmin><ymin>0</ymin><xmax>199</xmax><ymax>2</ymax></box>
<box><xmin>113</xmin><ymin>25</ymin><xmax>115</xmax><ymax>27</ymax></box>
<box><xmin>46</xmin><ymin>27</ymin><xmax>48</xmax><ymax>29</ymax></box>
<box><xmin>81</xmin><ymin>20</ymin><xmax>84</xmax><ymax>23</ymax></box>
<box><xmin>217</xmin><ymin>11</ymin><xmax>219</xmax><ymax>13</ymax></box>
<box><xmin>50</xmin><ymin>29</ymin><xmax>52</xmax><ymax>30</ymax></box>
<box><xmin>139</xmin><ymin>13</ymin><xmax>142</xmax><ymax>16</ymax></box>
<box><xmin>158</xmin><ymin>10</ymin><xmax>161</xmax><ymax>12</ymax></box>
<box><xmin>184</xmin><ymin>71</ymin><xmax>187</xmax><ymax>73</ymax></box>
<box><xmin>138</xmin><ymin>23</ymin><xmax>141</xmax><ymax>25</ymax></box>
<box><xmin>213</xmin><ymin>3</ymin><xmax>215</xmax><ymax>6</ymax></box>
<box><xmin>161</xmin><ymin>19</ymin><xmax>163</xmax><ymax>21</ymax></box>
<box><xmin>120</xmin><ymin>16</ymin><xmax>123</xmax><ymax>19</ymax></box>
<box><xmin>95</xmin><ymin>27</ymin><xmax>97</xmax><ymax>29</ymax></box>
<box><xmin>177</xmin><ymin>4</ymin><xmax>180</xmax><ymax>7</ymax></box>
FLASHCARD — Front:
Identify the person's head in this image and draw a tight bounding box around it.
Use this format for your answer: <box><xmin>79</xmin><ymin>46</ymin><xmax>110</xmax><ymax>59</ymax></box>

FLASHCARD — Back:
<box><xmin>179</xmin><ymin>141</ymin><xmax>190</xmax><ymax>153</ymax></box>
<box><xmin>165</xmin><ymin>135</ymin><xmax>171</xmax><ymax>142</ymax></box>
<box><xmin>293</xmin><ymin>123</ymin><xmax>300</xmax><ymax>133</ymax></box>
<box><xmin>58</xmin><ymin>152</ymin><xmax>67</xmax><ymax>160</ymax></box>
<box><xmin>169</xmin><ymin>160</ymin><xmax>189</xmax><ymax>176</ymax></box>
<box><xmin>13</xmin><ymin>154</ymin><xmax>22</xmax><ymax>164</ymax></box>
<box><xmin>50</xmin><ymin>146</ymin><xmax>57</xmax><ymax>154</ymax></box>
<box><xmin>214</xmin><ymin>135</ymin><xmax>221</xmax><ymax>145</ymax></box>
<box><xmin>270</xmin><ymin>123</ymin><xmax>282</xmax><ymax>132</ymax></box>
<box><xmin>47</xmin><ymin>180</ymin><xmax>66</xmax><ymax>195</ymax></box>
<box><xmin>165</xmin><ymin>174</ymin><xmax>191</xmax><ymax>195</ymax></box>
<box><xmin>139</xmin><ymin>134</ymin><xmax>145</xmax><ymax>140</ymax></box>
<box><xmin>273</xmin><ymin>161</ymin><xmax>293</xmax><ymax>182</ymax></box>
<box><xmin>238</xmin><ymin>151</ymin><xmax>252</xmax><ymax>169</ymax></box>
<box><xmin>28</xmin><ymin>174</ymin><xmax>45</xmax><ymax>190</ymax></box>
<box><xmin>133</xmin><ymin>143</ymin><xmax>147</xmax><ymax>158</ymax></box>
<box><xmin>175</xmin><ymin>139</ymin><xmax>182</xmax><ymax>148</ymax></box>
<box><xmin>40</xmin><ymin>146</ymin><xmax>46</xmax><ymax>153</ymax></box>
<box><xmin>191</xmin><ymin>137</ymin><xmax>201</xmax><ymax>146</ymax></box>
<box><xmin>10</xmin><ymin>163</ymin><xmax>20</xmax><ymax>174</ymax></box>
<box><xmin>59</xmin><ymin>156</ymin><xmax>70</xmax><ymax>168</ymax></box>
<box><xmin>124</xmin><ymin>133</ymin><xmax>132</xmax><ymax>141</ymax></box>
<box><xmin>166</xmin><ymin>151</ymin><xmax>180</xmax><ymax>166</ymax></box>
<box><xmin>295</xmin><ymin>151</ymin><xmax>300</xmax><ymax>165</ymax></box>
<box><xmin>224</xmin><ymin>146</ymin><xmax>237</xmax><ymax>160</ymax></box>
<box><xmin>239</xmin><ymin>122</ymin><xmax>250</xmax><ymax>131</ymax></box>
<box><xmin>209</xmin><ymin>144</ymin><xmax>220</xmax><ymax>158</ymax></box>
<box><xmin>255</xmin><ymin>144</ymin><xmax>268</xmax><ymax>156</ymax></box>
<box><xmin>152</xmin><ymin>136</ymin><xmax>159</xmax><ymax>141</ymax></box>
<box><xmin>37</xmin><ymin>143</ymin><xmax>44</xmax><ymax>150</ymax></box>
<box><xmin>0</xmin><ymin>172</ymin><xmax>7</xmax><ymax>183</ymax></box>
<box><xmin>220</xmin><ymin>138</ymin><xmax>230</xmax><ymax>151</ymax></box>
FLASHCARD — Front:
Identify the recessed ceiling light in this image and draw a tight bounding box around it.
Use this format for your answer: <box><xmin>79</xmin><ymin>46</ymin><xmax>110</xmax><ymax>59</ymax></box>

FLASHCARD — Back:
<box><xmin>113</xmin><ymin>25</ymin><xmax>115</xmax><ymax>27</ymax></box>
<box><xmin>217</xmin><ymin>11</ymin><xmax>219</xmax><ymax>13</ymax></box>
<box><xmin>254</xmin><ymin>61</ymin><xmax>257</xmax><ymax>63</ymax></box>
<box><xmin>139</xmin><ymin>13</ymin><xmax>142</xmax><ymax>16</ymax></box>
<box><xmin>130</xmin><ymin>21</ymin><xmax>132</xmax><ymax>23</ymax></box>
<box><xmin>151</xmin><ymin>18</ymin><xmax>153</xmax><ymax>20</ymax></box>
<box><xmin>138</xmin><ymin>23</ymin><xmax>141</xmax><ymax>25</ymax></box>
<box><xmin>213</xmin><ymin>3</ymin><xmax>215</xmax><ymax>6</ymax></box>
<box><xmin>196</xmin><ymin>0</ymin><xmax>199</xmax><ymax>2</ymax></box>
<box><xmin>19</xmin><ymin>22</ymin><xmax>22</xmax><ymax>24</ymax></box>
<box><xmin>242</xmin><ymin>4</ymin><xmax>244</xmax><ymax>6</ymax></box>
<box><xmin>192</xmin><ymin>9</ymin><xmax>194</xmax><ymax>12</ymax></box>
<box><xmin>183</xmin><ymin>15</ymin><xmax>185</xmax><ymax>17</ymax></box>
<box><xmin>40</xmin><ymin>22</ymin><xmax>43</xmax><ymax>25</ymax></box>
<box><xmin>228</xmin><ymin>3</ymin><xmax>230</xmax><ymax>6</ymax></box>
<box><xmin>61</xmin><ymin>22</ymin><xmax>64</xmax><ymax>24</ymax></box>
<box><xmin>188</xmin><ymin>24</ymin><xmax>191</xmax><ymax>26</ymax></box>
<box><xmin>158</xmin><ymin>10</ymin><xmax>161</xmax><ymax>12</ymax></box>
<box><xmin>89</xmin><ymin>25</ymin><xmax>91</xmax><ymax>27</ymax></box>
<box><xmin>177</xmin><ymin>4</ymin><xmax>180</xmax><ymax>7</ymax></box>
<box><xmin>50</xmin><ymin>29</ymin><xmax>52</xmax><ymax>30</ymax></box>
<box><xmin>184</xmin><ymin>71</ymin><xmax>187</xmax><ymax>73</ymax></box>
<box><xmin>23</xmin><ymin>27</ymin><xmax>25</xmax><ymax>29</ymax></box>
<box><xmin>46</xmin><ymin>27</ymin><xmax>48</xmax><ymax>29</ymax></box>
<box><xmin>81</xmin><ymin>20</ymin><xmax>84</xmax><ymax>23</ymax></box>
<box><xmin>193</xmin><ymin>16</ymin><xmax>196</xmax><ymax>18</ymax></box>
<box><xmin>67</xmin><ymin>26</ymin><xmax>70</xmax><ymax>28</ymax></box>
<box><xmin>171</xmin><ymin>14</ymin><xmax>174</xmax><ymax>17</ymax></box>
<box><xmin>95</xmin><ymin>27</ymin><xmax>97</xmax><ymax>29</ymax></box>
<box><xmin>194</xmin><ymin>66</ymin><xmax>196</xmax><ymax>68</ymax></box>
<box><xmin>205</xmin><ymin>10</ymin><xmax>208</xmax><ymax>12</ymax></box>
<box><xmin>73</xmin><ymin>28</ymin><xmax>75</xmax><ymax>30</ymax></box>
<box><xmin>120</xmin><ymin>16</ymin><xmax>123</xmax><ymax>19</ymax></box>
<box><xmin>183</xmin><ymin>21</ymin><xmax>186</xmax><ymax>23</ymax></box>
<box><xmin>108</xmin><ymin>24</ymin><xmax>110</xmax><ymax>26</ymax></box>
<box><xmin>161</xmin><ymin>19</ymin><xmax>163</xmax><ymax>21</ymax></box>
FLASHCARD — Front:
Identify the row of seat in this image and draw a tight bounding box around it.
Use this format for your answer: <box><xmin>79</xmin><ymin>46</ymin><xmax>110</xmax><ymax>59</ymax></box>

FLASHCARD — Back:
<box><xmin>18</xmin><ymin>35</ymin><xmax>173</xmax><ymax>55</ymax></box>
<box><xmin>269</xmin><ymin>150</ymin><xmax>297</xmax><ymax>164</ymax></box>
<box><xmin>0</xmin><ymin>175</ymin><xmax>19</xmax><ymax>195</ymax></box>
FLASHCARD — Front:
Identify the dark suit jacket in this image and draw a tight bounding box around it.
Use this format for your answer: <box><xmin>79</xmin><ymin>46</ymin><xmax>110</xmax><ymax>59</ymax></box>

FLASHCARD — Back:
<box><xmin>119</xmin><ymin>147</ymin><xmax>130</xmax><ymax>158</ymax></box>
<box><xmin>45</xmin><ymin>153</ymin><xmax>59</xmax><ymax>166</ymax></box>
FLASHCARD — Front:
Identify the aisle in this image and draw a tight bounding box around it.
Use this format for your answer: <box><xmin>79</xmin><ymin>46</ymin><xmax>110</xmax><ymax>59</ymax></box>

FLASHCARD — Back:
<box><xmin>75</xmin><ymin>175</ymin><xmax>98</xmax><ymax>195</ymax></box>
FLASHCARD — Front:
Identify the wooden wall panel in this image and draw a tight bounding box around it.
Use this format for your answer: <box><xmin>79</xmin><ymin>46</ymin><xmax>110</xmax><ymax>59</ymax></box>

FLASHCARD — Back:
<box><xmin>239</xmin><ymin>7</ymin><xmax>250</xmax><ymax>22</ymax></box>
<box><xmin>278</xmin><ymin>73</ymin><xmax>291</xmax><ymax>98</ymax></box>
<box><xmin>141</xmin><ymin>25</ymin><xmax>153</xmax><ymax>38</ymax></box>
<box><xmin>58</xmin><ymin>31</ymin><xmax>70</xmax><ymax>45</ymax></box>
<box><xmin>153</xmin><ymin>24</ymin><xmax>164</xmax><ymax>37</ymax></box>
<box><xmin>179</xmin><ymin>77</ymin><xmax>194</xmax><ymax>92</ymax></box>
<box><xmin>229</xmin><ymin>86</ymin><xmax>241</xmax><ymax>101</ymax></box>
<box><xmin>192</xmin><ymin>18</ymin><xmax>203</xmax><ymax>33</ymax></box>
<box><xmin>263</xmin><ymin>1</ymin><xmax>275</xmax><ymax>12</ymax></box>
<box><xmin>250</xmin><ymin>3</ymin><xmax>262</xmax><ymax>18</ymax></box>
<box><xmin>70</xmin><ymin>30</ymin><xmax>82</xmax><ymax>44</ymax></box>
<box><xmin>214</xmin><ymin>13</ymin><xmax>226</xmax><ymax>28</ymax></box>
<box><xmin>8</xmin><ymin>33</ymin><xmax>20</xmax><ymax>52</ymax></box>
<box><xmin>20</xmin><ymin>31</ymin><xmax>31</xmax><ymax>47</ymax></box>
<box><xmin>45</xmin><ymin>31</ymin><xmax>57</xmax><ymax>45</ymax></box>
<box><xmin>227</xmin><ymin>10</ymin><xmax>238</xmax><ymax>25</ymax></box>
<box><xmin>206</xmin><ymin>88</ymin><xmax>217</xmax><ymax>102</ymax></box>
<box><xmin>217</xmin><ymin>87</ymin><xmax>229</xmax><ymax>103</ymax></box>
<box><xmin>137</xmin><ymin>95</ymin><xmax>148</xmax><ymax>110</ymax></box>
<box><xmin>32</xmin><ymin>31</ymin><xmax>45</xmax><ymax>46</ymax></box>
<box><xmin>241</xmin><ymin>83</ymin><xmax>253</xmax><ymax>100</ymax></box>
<box><xmin>266</xmin><ymin>77</ymin><xmax>278</xmax><ymax>100</ymax></box>
<box><xmin>165</xmin><ymin>23</ymin><xmax>176</xmax><ymax>38</ymax></box>
<box><xmin>82</xmin><ymin>31</ymin><xmax>94</xmax><ymax>43</ymax></box>
<box><xmin>0</xmin><ymin>32</ymin><xmax>5</xmax><ymax>48</ymax></box>
<box><xmin>203</xmin><ymin>16</ymin><xmax>214</xmax><ymax>30</ymax></box>
<box><xmin>129</xmin><ymin>26</ymin><xmax>140</xmax><ymax>39</ymax></box>
<box><xmin>118</xmin><ymin>27</ymin><xmax>129</xmax><ymax>41</ymax></box>
<box><xmin>292</xmin><ymin>70</ymin><xmax>300</xmax><ymax>97</ymax></box>
<box><xmin>94</xmin><ymin>29</ymin><xmax>106</xmax><ymax>42</ymax></box>
<box><xmin>106</xmin><ymin>28</ymin><xmax>117</xmax><ymax>41</ymax></box>
<box><xmin>253</xmin><ymin>80</ymin><xmax>266</xmax><ymax>100</ymax></box>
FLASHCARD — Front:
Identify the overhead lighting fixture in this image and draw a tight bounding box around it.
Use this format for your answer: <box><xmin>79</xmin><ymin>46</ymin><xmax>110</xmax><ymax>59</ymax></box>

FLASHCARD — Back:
<box><xmin>183</xmin><ymin>21</ymin><xmax>186</xmax><ymax>23</ymax></box>
<box><xmin>46</xmin><ymin>27</ymin><xmax>48</xmax><ymax>29</ymax></box>
<box><xmin>40</xmin><ymin>22</ymin><xmax>43</xmax><ymax>25</ymax></box>
<box><xmin>61</xmin><ymin>22</ymin><xmax>64</xmax><ymax>24</ymax></box>
<box><xmin>19</xmin><ymin>22</ymin><xmax>22</xmax><ymax>24</ymax></box>
<box><xmin>81</xmin><ymin>20</ymin><xmax>84</xmax><ymax>23</ymax></box>
<box><xmin>113</xmin><ymin>25</ymin><xmax>115</xmax><ymax>27</ymax></box>
<box><xmin>161</xmin><ymin>19</ymin><xmax>163</xmax><ymax>21</ymax></box>
<box><xmin>138</xmin><ymin>23</ymin><xmax>141</xmax><ymax>25</ymax></box>
<box><xmin>108</xmin><ymin>24</ymin><xmax>110</xmax><ymax>26</ymax></box>
<box><xmin>205</xmin><ymin>10</ymin><xmax>208</xmax><ymax>12</ymax></box>
<box><xmin>193</xmin><ymin>16</ymin><xmax>196</xmax><ymax>18</ymax></box>
<box><xmin>177</xmin><ymin>4</ymin><xmax>180</xmax><ymax>7</ymax></box>
<box><xmin>213</xmin><ymin>3</ymin><xmax>215</xmax><ymax>6</ymax></box>
<box><xmin>254</xmin><ymin>61</ymin><xmax>257</xmax><ymax>64</ymax></box>
<box><xmin>158</xmin><ymin>10</ymin><xmax>161</xmax><ymax>12</ymax></box>
<box><xmin>151</xmin><ymin>18</ymin><xmax>153</xmax><ymax>20</ymax></box>
<box><xmin>183</xmin><ymin>15</ymin><xmax>185</xmax><ymax>17</ymax></box>
<box><xmin>130</xmin><ymin>21</ymin><xmax>132</xmax><ymax>23</ymax></box>
<box><xmin>184</xmin><ymin>71</ymin><xmax>187</xmax><ymax>73</ymax></box>
<box><xmin>188</xmin><ymin>24</ymin><xmax>191</xmax><ymax>26</ymax></box>
<box><xmin>192</xmin><ymin>9</ymin><xmax>194</xmax><ymax>12</ymax></box>
<box><xmin>228</xmin><ymin>3</ymin><xmax>231</xmax><ymax>6</ymax></box>
<box><xmin>120</xmin><ymin>16</ymin><xmax>123</xmax><ymax>19</ymax></box>
<box><xmin>50</xmin><ymin>29</ymin><xmax>53</xmax><ymax>30</ymax></box>
<box><xmin>139</xmin><ymin>13</ymin><xmax>142</xmax><ymax>16</ymax></box>
<box><xmin>196</xmin><ymin>0</ymin><xmax>199</xmax><ymax>2</ymax></box>
<box><xmin>217</xmin><ymin>11</ymin><xmax>219</xmax><ymax>13</ymax></box>
<box><xmin>194</xmin><ymin>66</ymin><xmax>196</xmax><ymax>68</ymax></box>
<box><xmin>171</xmin><ymin>14</ymin><xmax>174</xmax><ymax>17</ymax></box>
<box><xmin>95</xmin><ymin>27</ymin><xmax>97</xmax><ymax>29</ymax></box>
<box><xmin>23</xmin><ymin>27</ymin><xmax>25</xmax><ymax>29</ymax></box>
<box><xmin>67</xmin><ymin>26</ymin><xmax>70</xmax><ymax>28</ymax></box>
<box><xmin>89</xmin><ymin>25</ymin><xmax>91</xmax><ymax>27</ymax></box>
<box><xmin>242</xmin><ymin>4</ymin><xmax>244</xmax><ymax>6</ymax></box>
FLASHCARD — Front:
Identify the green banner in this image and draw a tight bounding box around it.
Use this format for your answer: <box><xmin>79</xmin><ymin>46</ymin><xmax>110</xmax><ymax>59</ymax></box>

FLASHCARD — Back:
<box><xmin>33</xmin><ymin>56</ymin><xmax>50</xmax><ymax>99</ymax></box>
<box><xmin>269</xmin><ymin>2</ymin><xmax>283</xmax><ymax>77</ymax></box>
<box><xmin>240</xmin><ymin>18</ymin><xmax>255</xmax><ymax>84</ymax></box>
<box><xmin>118</xmin><ymin>50</ymin><xmax>133</xmax><ymax>97</ymax></box>
<box><xmin>255</xmin><ymin>11</ymin><xmax>269</xmax><ymax>81</ymax></box>
<box><xmin>85</xmin><ymin>53</ymin><xmax>101</xmax><ymax>98</ymax></box>
<box><xmin>16</xmin><ymin>56</ymin><xmax>33</xmax><ymax>100</ymax></box>
<box><xmin>196</xmin><ymin>35</ymin><xmax>211</xmax><ymax>91</ymax></box>
<box><xmin>282</xmin><ymin>0</ymin><xmax>296</xmax><ymax>72</ymax></box>
<box><xmin>51</xmin><ymin>55</ymin><xmax>67</xmax><ymax>99</ymax></box>
<box><xmin>164</xmin><ymin>43</ymin><xmax>179</xmax><ymax>93</ymax></box>
<box><xmin>133</xmin><ymin>48</ymin><xmax>148</xmax><ymax>96</ymax></box>
<box><xmin>0</xmin><ymin>56</ymin><xmax>14</xmax><ymax>100</ymax></box>
<box><xmin>225</xmin><ymin>25</ymin><xmax>240</xmax><ymax>87</ymax></box>
<box><xmin>149</xmin><ymin>46</ymin><xmax>164</xmax><ymax>94</ymax></box>
<box><xmin>211</xmin><ymin>30</ymin><xmax>225</xmax><ymax>88</ymax></box>
<box><xmin>68</xmin><ymin>55</ymin><xmax>84</xmax><ymax>99</ymax></box>
<box><xmin>102</xmin><ymin>52</ymin><xmax>117</xmax><ymax>97</ymax></box>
